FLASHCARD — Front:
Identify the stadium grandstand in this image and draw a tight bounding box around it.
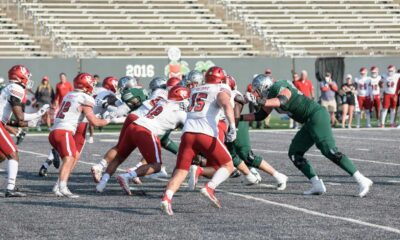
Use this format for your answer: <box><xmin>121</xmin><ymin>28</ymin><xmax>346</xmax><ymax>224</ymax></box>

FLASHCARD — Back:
<box><xmin>1</xmin><ymin>0</ymin><xmax>400</xmax><ymax>58</ymax></box>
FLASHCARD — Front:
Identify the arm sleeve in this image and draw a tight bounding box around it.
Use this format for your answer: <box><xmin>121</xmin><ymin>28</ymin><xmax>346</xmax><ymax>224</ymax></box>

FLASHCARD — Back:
<box><xmin>254</xmin><ymin>108</ymin><xmax>269</xmax><ymax>121</ymax></box>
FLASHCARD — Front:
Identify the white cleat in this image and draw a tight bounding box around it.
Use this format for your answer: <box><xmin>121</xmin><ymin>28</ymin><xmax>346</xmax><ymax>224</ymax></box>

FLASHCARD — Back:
<box><xmin>88</xmin><ymin>136</ymin><xmax>94</xmax><ymax>143</ymax></box>
<box><xmin>157</xmin><ymin>166</ymin><xmax>168</xmax><ymax>178</ymax></box>
<box><xmin>91</xmin><ymin>165</ymin><xmax>103</xmax><ymax>183</ymax></box>
<box><xmin>244</xmin><ymin>172</ymin><xmax>260</xmax><ymax>186</ymax></box>
<box><xmin>116</xmin><ymin>175</ymin><xmax>132</xmax><ymax>195</ymax></box>
<box><xmin>275</xmin><ymin>173</ymin><xmax>288</xmax><ymax>191</ymax></box>
<box><xmin>358</xmin><ymin>177</ymin><xmax>373</xmax><ymax>198</ymax></box>
<box><xmin>250</xmin><ymin>168</ymin><xmax>262</xmax><ymax>182</ymax></box>
<box><xmin>188</xmin><ymin>165</ymin><xmax>199</xmax><ymax>191</ymax></box>
<box><xmin>58</xmin><ymin>187</ymin><xmax>79</xmax><ymax>198</ymax></box>
<box><xmin>96</xmin><ymin>181</ymin><xmax>107</xmax><ymax>193</ymax></box>
<box><xmin>304</xmin><ymin>179</ymin><xmax>326</xmax><ymax>195</ymax></box>
<box><xmin>160</xmin><ymin>199</ymin><xmax>173</xmax><ymax>216</ymax></box>
<box><xmin>53</xmin><ymin>183</ymin><xmax>62</xmax><ymax>197</ymax></box>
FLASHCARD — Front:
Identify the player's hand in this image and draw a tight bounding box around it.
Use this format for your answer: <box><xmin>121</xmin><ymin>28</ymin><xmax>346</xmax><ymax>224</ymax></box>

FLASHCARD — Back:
<box><xmin>103</xmin><ymin>111</ymin><xmax>118</xmax><ymax>121</ymax></box>
<box><xmin>245</xmin><ymin>92</ymin><xmax>257</xmax><ymax>105</ymax></box>
<box><xmin>38</xmin><ymin>104</ymin><xmax>50</xmax><ymax>116</ymax></box>
<box><xmin>96</xmin><ymin>98</ymin><xmax>109</xmax><ymax>108</ymax></box>
<box><xmin>226</xmin><ymin>125</ymin><xmax>237</xmax><ymax>142</ymax></box>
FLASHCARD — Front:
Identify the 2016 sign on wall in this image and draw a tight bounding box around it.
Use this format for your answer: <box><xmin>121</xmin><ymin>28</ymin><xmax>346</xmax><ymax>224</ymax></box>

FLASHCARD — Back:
<box><xmin>126</xmin><ymin>64</ymin><xmax>155</xmax><ymax>78</ymax></box>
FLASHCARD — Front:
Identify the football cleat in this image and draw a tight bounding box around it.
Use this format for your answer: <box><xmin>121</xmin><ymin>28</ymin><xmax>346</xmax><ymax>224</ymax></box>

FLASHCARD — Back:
<box><xmin>188</xmin><ymin>165</ymin><xmax>202</xmax><ymax>191</ymax></box>
<box><xmin>91</xmin><ymin>165</ymin><xmax>103</xmax><ymax>183</ymax></box>
<box><xmin>229</xmin><ymin>168</ymin><xmax>241</xmax><ymax>178</ymax></box>
<box><xmin>96</xmin><ymin>181</ymin><xmax>107</xmax><ymax>193</ymax></box>
<box><xmin>200</xmin><ymin>183</ymin><xmax>221</xmax><ymax>208</ymax></box>
<box><xmin>52</xmin><ymin>149</ymin><xmax>61</xmax><ymax>169</ymax></box>
<box><xmin>58</xmin><ymin>186</ymin><xmax>79</xmax><ymax>198</ymax></box>
<box><xmin>244</xmin><ymin>172</ymin><xmax>259</xmax><ymax>186</ymax></box>
<box><xmin>131</xmin><ymin>177</ymin><xmax>142</xmax><ymax>185</ymax></box>
<box><xmin>358</xmin><ymin>177</ymin><xmax>373</xmax><ymax>198</ymax></box>
<box><xmin>275</xmin><ymin>172</ymin><xmax>288</xmax><ymax>191</ymax></box>
<box><xmin>15</xmin><ymin>128</ymin><xmax>26</xmax><ymax>145</ymax></box>
<box><xmin>160</xmin><ymin>197</ymin><xmax>174</xmax><ymax>216</ymax></box>
<box><xmin>304</xmin><ymin>179</ymin><xmax>326</xmax><ymax>195</ymax></box>
<box><xmin>5</xmin><ymin>189</ymin><xmax>27</xmax><ymax>198</ymax></box>
<box><xmin>116</xmin><ymin>175</ymin><xmax>132</xmax><ymax>195</ymax></box>
<box><xmin>88</xmin><ymin>136</ymin><xmax>94</xmax><ymax>143</ymax></box>
<box><xmin>38</xmin><ymin>165</ymin><xmax>48</xmax><ymax>177</ymax></box>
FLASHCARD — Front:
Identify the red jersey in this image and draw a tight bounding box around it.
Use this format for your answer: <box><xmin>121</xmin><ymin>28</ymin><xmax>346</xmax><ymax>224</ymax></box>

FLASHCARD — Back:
<box><xmin>55</xmin><ymin>81</ymin><xmax>74</xmax><ymax>105</ymax></box>
<box><xmin>294</xmin><ymin>79</ymin><xmax>314</xmax><ymax>98</ymax></box>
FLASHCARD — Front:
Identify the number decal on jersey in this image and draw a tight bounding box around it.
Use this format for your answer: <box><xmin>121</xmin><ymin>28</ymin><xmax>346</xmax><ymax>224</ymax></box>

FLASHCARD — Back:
<box><xmin>150</xmin><ymin>96</ymin><xmax>163</xmax><ymax>107</ymax></box>
<box><xmin>56</xmin><ymin>101</ymin><xmax>71</xmax><ymax>119</ymax></box>
<box><xmin>387</xmin><ymin>81</ymin><xmax>395</xmax><ymax>88</ymax></box>
<box><xmin>188</xmin><ymin>92</ymin><xmax>208</xmax><ymax>112</ymax></box>
<box><xmin>146</xmin><ymin>105</ymin><xmax>163</xmax><ymax>119</ymax></box>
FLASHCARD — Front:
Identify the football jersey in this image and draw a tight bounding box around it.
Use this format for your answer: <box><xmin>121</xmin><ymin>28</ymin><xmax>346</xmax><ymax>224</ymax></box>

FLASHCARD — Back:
<box><xmin>354</xmin><ymin>76</ymin><xmax>371</xmax><ymax>97</ymax></box>
<box><xmin>183</xmin><ymin>83</ymin><xmax>231</xmax><ymax>137</ymax></box>
<box><xmin>134</xmin><ymin>99</ymin><xmax>187</xmax><ymax>136</ymax></box>
<box><xmin>370</xmin><ymin>76</ymin><xmax>382</xmax><ymax>96</ymax></box>
<box><xmin>52</xmin><ymin>91</ymin><xmax>95</xmax><ymax>133</ymax></box>
<box><xmin>382</xmin><ymin>73</ymin><xmax>400</xmax><ymax>95</ymax></box>
<box><xmin>132</xmin><ymin>88</ymin><xmax>167</xmax><ymax>117</ymax></box>
<box><xmin>0</xmin><ymin>83</ymin><xmax>25</xmax><ymax>124</ymax></box>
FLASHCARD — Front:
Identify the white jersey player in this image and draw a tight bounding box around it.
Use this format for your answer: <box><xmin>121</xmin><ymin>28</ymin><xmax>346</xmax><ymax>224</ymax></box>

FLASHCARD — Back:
<box><xmin>161</xmin><ymin>66</ymin><xmax>236</xmax><ymax>215</ymax></box>
<box><xmin>354</xmin><ymin>67</ymin><xmax>372</xmax><ymax>128</ymax></box>
<box><xmin>0</xmin><ymin>65</ymin><xmax>48</xmax><ymax>197</ymax></box>
<box><xmin>381</xmin><ymin>65</ymin><xmax>400</xmax><ymax>127</ymax></box>
<box><xmin>49</xmin><ymin>73</ymin><xmax>110</xmax><ymax>198</ymax></box>
<box><xmin>96</xmin><ymin>86</ymin><xmax>190</xmax><ymax>195</ymax></box>
<box><xmin>369</xmin><ymin>66</ymin><xmax>382</xmax><ymax>120</ymax></box>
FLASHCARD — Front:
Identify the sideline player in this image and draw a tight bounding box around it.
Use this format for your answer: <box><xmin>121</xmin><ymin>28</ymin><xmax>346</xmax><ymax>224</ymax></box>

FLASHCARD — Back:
<box><xmin>161</xmin><ymin>66</ymin><xmax>236</xmax><ymax>215</ymax></box>
<box><xmin>380</xmin><ymin>65</ymin><xmax>400</xmax><ymax>127</ymax></box>
<box><xmin>354</xmin><ymin>67</ymin><xmax>372</xmax><ymax>128</ymax></box>
<box><xmin>242</xmin><ymin>74</ymin><xmax>373</xmax><ymax>197</ymax></box>
<box><xmin>49</xmin><ymin>73</ymin><xmax>110</xmax><ymax>198</ymax></box>
<box><xmin>0</xmin><ymin>65</ymin><xmax>49</xmax><ymax>197</ymax></box>
<box><xmin>369</xmin><ymin>66</ymin><xmax>382</xmax><ymax>121</ymax></box>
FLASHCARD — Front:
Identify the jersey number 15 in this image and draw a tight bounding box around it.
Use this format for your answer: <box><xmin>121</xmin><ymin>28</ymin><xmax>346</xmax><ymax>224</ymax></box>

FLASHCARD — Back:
<box><xmin>188</xmin><ymin>93</ymin><xmax>207</xmax><ymax>112</ymax></box>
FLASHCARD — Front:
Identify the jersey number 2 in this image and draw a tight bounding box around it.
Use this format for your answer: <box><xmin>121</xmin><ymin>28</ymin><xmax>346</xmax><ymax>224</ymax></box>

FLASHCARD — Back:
<box><xmin>188</xmin><ymin>93</ymin><xmax>207</xmax><ymax>112</ymax></box>
<box><xmin>56</xmin><ymin>101</ymin><xmax>71</xmax><ymax>119</ymax></box>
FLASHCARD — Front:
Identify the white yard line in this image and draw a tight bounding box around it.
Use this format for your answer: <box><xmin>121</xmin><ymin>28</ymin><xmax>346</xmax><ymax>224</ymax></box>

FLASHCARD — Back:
<box><xmin>253</xmin><ymin>149</ymin><xmax>400</xmax><ymax>166</ymax></box>
<box><xmin>18</xmin><ymin>148</ymin><xmax>400</xmax><ymax>235</ymax></box>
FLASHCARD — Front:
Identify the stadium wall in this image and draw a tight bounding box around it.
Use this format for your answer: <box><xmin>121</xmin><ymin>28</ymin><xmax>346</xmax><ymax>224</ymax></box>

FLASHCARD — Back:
<box><xmin>1</xmin><ymin>57</ymin><xmax>399</xmax><ymax>96</ymax></box>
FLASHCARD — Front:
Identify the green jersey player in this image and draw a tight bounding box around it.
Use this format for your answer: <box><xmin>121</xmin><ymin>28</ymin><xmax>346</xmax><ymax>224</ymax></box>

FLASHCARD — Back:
<box><xmin>241</xmin><ymin>74</ymin><xmax>373</xmax><ymax>197</ymax></box>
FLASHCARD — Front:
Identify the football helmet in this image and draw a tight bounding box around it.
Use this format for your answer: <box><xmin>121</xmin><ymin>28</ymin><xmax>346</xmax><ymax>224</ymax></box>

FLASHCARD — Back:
<box><xmin>168</xmin><ymin>86</ymin><xmax>190</xmax><ymax>101</ymax></box>
<box><xmin>186</xmin><ymin>70</ymin><xmax>204</xmax><ymax>88</ymax></box>
<box><xmin>149</xmin><ymin>76</ymin><xmax>167</xmax><ymax>91</ymax></box>
<box><xmin>118</xmin><ymin>76</ymin><xmax>138</xmax><ymax>92</ymax></box>
<box><xmin>74</xmin><ymin>73</ymin><xmax>96</xmax><ymax>95</ymax></box>
<box><xmin>8</xmin><ymin>65</ymin><xmax>33</xmax><ymax>89</ymax></box>
<box><xmin>225</xmin><ymin>75</ymin><xmax>236</xmax><ymax>90</ymax></box>
<box><xmin>166</xmin><ymin>77</ymin><xmax>181</xmax><ymax>89</ymax></box>
<box><xmin>252</xmin><ymin>74</ymin><xmax>273</xmax><ymax>97</ymax></box>
<box><xmin>205</xmin><ymin>66</ymin><xmax>226</xmax><ymax>84</ymax></box>
<box><xmin>102</xmin><ymin>76</ymin><xmax>118</xmax><ymax>93</ymax></box>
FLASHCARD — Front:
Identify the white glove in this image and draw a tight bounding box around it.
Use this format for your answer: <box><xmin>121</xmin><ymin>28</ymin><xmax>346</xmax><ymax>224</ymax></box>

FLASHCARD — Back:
<box><xmin>226</xmin><ymin>124</ymin><xmax>237</xmax><ymax>142</ymax></box>
<box><xmin>245</xmin><ymin>92</ymin><xmax>257</xmax><ymax>105</ymax></box>
<box><xmin>96</xmin><ymin>98</ymin><xmax>107</xmax><ymax>108</ymax></box>
<box><xmin>103</xmin><ymin>111</ymin><xmax>118</xmax><ymax>121</ymax></box>
<box><xmin>38</xmin><ymin>104</ymin><xmax>50</xmax><ymax>116</ymax></box>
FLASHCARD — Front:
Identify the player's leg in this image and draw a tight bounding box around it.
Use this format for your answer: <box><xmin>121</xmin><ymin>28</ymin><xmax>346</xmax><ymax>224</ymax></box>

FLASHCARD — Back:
<box><xmin>374</xmin><ymin>95</ymin><xmax>381</xmax><ymax>121</ymax></box>
<box><xmin>356</xmin><ymin>96</ymin><xmax>364</xmax><ymax>128</ymax></box>
<box><xmin>161</xmin><ymin>132</ymin><xmax>197</xmax><ymax>215</ymax></box>
<box><xmin>381</xmin><ymin>94</ymin><xmax>390</xmax><ymax>127</ymax></box>
<box><xmin>160</xmin><ymin>130</ymin><xmax>179</xmax><ymax>155</ymax></box>
<box><xmin>117</xmin><ymin>127</ymin><xmax>163</xmax><ymax>195</ymax></box>
<box><xmin>348</xmin><ymin>104</ymin><xmax>355</xmax><ymax>128</ymax></box>
<box><xmin>96</xmin><ymin>124</ymin><xmax>136</xmax><ymax>193</ymax></box>
<box><xmin>71</xmin><ymin>123</ymin><xmax>87</xmax><ymax>170</ymax></box>
<box><xmin>365</xmin><ymin>98</ymin><xmax>372</xmax><ymax>127</ymax></box>
<box><xmin>91</xmin><ymin>114</ymin><xmax>138</xmax><ymax>182</ymax></box>
<box><xmin>341</xmin><ymin>103</ymin><xmax>349</xmax><ymax>128</ymax></box>
<box><xmin>389</xmin><ymin>95</ymin><xmax>398</xmax><ymax>127</ymax></box>
<box><xmin>309</xmin><ymin>109</ymin><xmax>373</xmax><ymax>197</ymax></box>
<box><xmin>88</xmin><ymin>124</ymin><xmax>94</xmax><ymax>143</ymax></box>
<box><xmin>288</xmin><ymin>124</ymin><xmax>323</xmax><ymax>195</ymax></box>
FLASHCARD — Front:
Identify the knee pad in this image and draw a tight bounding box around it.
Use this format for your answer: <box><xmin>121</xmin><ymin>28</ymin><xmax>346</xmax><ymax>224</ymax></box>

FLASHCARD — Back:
<box><xmin>325</xmin><ymin>148</ymin><xmax>344</xmax><ymax>165</ymax></box>
<box><xmin>244</xmin><ymin>151</ymin><xmax>262</xmax><ymax>168</ymax></box>
<box><xmin>289</xmin><ymin>153</ymin><xmax>307</xmax><ymax>168</ymax></box>
<box><xmin>232</xmin><ymin>155</ymin><xmax>243</xmax><ymax>168</ymax></box>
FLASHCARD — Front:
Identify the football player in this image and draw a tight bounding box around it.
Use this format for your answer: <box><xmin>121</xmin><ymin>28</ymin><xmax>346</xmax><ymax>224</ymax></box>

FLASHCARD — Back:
<box><xmin>241</xmin><ymin>74</ymin><xmax>373</xmax><ymax>197</ymax></box>
<box><xmin>380</xmin><ymin>65</ymin><xmax>400</xmax><ymax>127</ymax></box>
<box><xmin>188</xmin><ymin>75</ymin><xmax>288</xmax><ymax>190</ymax></box>
<box><xmin>369</xmin><ymin>66</ymin><xmax>382</xmax><ymax>121</ymax></box>
<box><xmin>354</xmin><ymin>67</ymin><xmax>372</xmax><ymax>128</ymax></box>
<box><xmin>0</xmin><ymin>65</ymin><xmax>49</xmax><ymax>197</ymax></box>
<box><xmin>161</xmin><ymin>66</ymin><xmax>236</xmax><ymax>215</ymax></box>
<box><xmin>49</xmin><ymin>73</ymin><xmax>110</xmax><ymax>198</ymax></box>
<box><xmin>102</xmin><ymin>86</ymin><xmax>190</xmax><ymax>195</ymax></box>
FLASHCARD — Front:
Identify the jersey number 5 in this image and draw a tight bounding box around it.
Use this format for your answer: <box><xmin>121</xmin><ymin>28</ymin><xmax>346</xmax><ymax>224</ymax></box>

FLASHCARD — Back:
<box><xmin>56</xmin><ymin>101</ymin><xmax>71</xmax><ymax>119</ymax></box>
<box><xmin>188</xmin><ymin>92</ymin><xmax>207</xmax><ymax>112</ymax></box>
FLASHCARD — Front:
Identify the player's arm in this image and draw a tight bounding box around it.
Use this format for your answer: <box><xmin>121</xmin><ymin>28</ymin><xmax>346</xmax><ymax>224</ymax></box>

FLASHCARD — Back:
<box><xmin>217</xmin><ymin>91</ymin><xmax>235</xmax><ymax>128</ymax></box>
<box><xmin>82</xmin><ymin>105</ymin><xmax>109</xmax><ymax>127</ymax></box>
<box><xmin>329</xmin><ymin>81</ymin><xmax>338</xmax><ymax>92</ymax></box>
<box><xmin>239</xmin><ymin>107</ymin><xmax>272</xmax><ymax>122</ymax></box>
<box><xmin>4</xmin><ymin>125</ymin><xmax>18</xmax><ymax>135</ymax></box>
<box><xmin>258</xmin><ymin>88</ymin><xmax>292</xmax><ymax>109</ymax></box>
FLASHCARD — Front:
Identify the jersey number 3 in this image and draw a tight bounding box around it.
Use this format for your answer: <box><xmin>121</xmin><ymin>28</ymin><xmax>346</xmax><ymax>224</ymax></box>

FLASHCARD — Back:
<box><xmin>188</xmin><ymin>93</ymin><xmax>207</xmax><ymax>112</ymax></box>
<box><xmin>56</xmin><ymin>101</ymin><xmax>71</xmax><ymax>119</ymax></box>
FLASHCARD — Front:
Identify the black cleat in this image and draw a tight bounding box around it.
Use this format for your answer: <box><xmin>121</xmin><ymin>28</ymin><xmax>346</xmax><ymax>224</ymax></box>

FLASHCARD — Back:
<box><xmin>5</xmin><ymin>189</ymin><xmax>27</xmax><ymax>198</ymax></box>
<box><xmin>52</xmin><ymin>149</ymin><xmax>61</xmax><ymax>169</ymax></box>
<box><xmin>230</xmin><ymin>168</ymin><xmax>242</xmax><ymax>178</ymax></box>
<box><xmin>38</xmin><ymin>165</ymin><xmax>48</xmax><ymax>177</ymax></box>
<box><xmin>16</xmin><ymin>129</ymin><xmax>26</xmax><ymax>145</ymax></box>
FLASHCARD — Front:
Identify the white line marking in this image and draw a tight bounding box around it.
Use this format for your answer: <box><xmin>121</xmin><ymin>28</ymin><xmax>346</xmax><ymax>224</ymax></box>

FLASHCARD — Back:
<box><xmin>387</xmin><ymin>180</ymin><xmax>400</xmax><ymax>184</ymax></box>
<box><xmin>92</xmin><ymin>154</ymin><xmax>101</xmax><ymax>157</ymax></box>
<box><xmin>356</xmin><ymin>148</ymin><xmax>370</xmax><ymax>152</ymax></box>
<box><xmin>19</xmin><ymin>148</ymin><xmax>400</xmax><ymax>234</ymax></box>
<box><xmin>253</xmin><ymin>149</ymin><xmax>400</xmax><ymax>166</ymax></box>
<box><xmin>99</xmin><ymin>139</ymin><xmax>118</xmax><ymax>142</ymax></box>
<box><xmin>325</xmin><ymin>182</ymin><xmax>342</xmax><ymax>186</ymax></box>
<box><xmin>222</xmin><ymin>191</ymin><xmax>400</xmax><ymax>235</ymax></box>
<box><xmin>0</xmin><ymin>168</ymin><xmax>5</xmax><ymax>172</ymax></box>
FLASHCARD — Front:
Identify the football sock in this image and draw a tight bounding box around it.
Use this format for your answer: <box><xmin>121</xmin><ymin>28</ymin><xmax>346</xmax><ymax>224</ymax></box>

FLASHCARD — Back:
<box><xmin>356</xmin><ymin>112</ymin><xmax>361</xmax><ymax>126</ymax></box>
<box><xmin>100</xmin><ymin>173</ymin><xmax>110</xmax><ymax>183</ymax></box>
<box><xmin>310</xmin><ymin>176</ymin><xmax>320</xmax><ymax>184</ymax></box>
<box><xmin>208</xmin><ymin>167</ymin><xmax>230</xmax><ymax>189</ymax></box>
<box><xmin>297</xmin><ymin>161</ymin><xmax>317</xmax><ymax>180</ymax></box>
<box><xmin>336</xmin><ymin>156</ymin><xmax>357</xmax><ymax>176</ymax></box>
<box><xmin>366</xmin><ymin>111</ymin><xmax>371</xmax><ymax>126</ymax></box>
<box><xmin>7</xmin><ymin>159</ymin><xmax>18</xmax><ymax>191</ymax></box>
<box><xmin>99</xmin><ymin>159</ymin><xmax>108</xmax><ymax>169</ymax></box>
<box><xmin>164</xmin><ymin>139</ymin><xmax>179</xmax><ymax>155</ymax></box>
<box><xmin>353</xmin><ymin>171</ymin><xmax>366</xmax><ymax>183</ymax></box>
<box><xmin>164</xmin><ymin>190</ymin><xmax>174</xmax><ymax>200</ymax></box>
<box><xmin>43</xmin><ymin>159</ymin><xmax>53</xmax><ymax>169</ymax></box>
<box><xmin>59</xmin><ymin>181</ymin><xmax>67</xmax><ymax>189</ymax></box>
<box><xmin>390</xmin><ymin>108</ymin><xmax>396</xmax><ymax>124</ymax></box>
<box><xmin>381</xmin><ymin>109</ymin><xmax>388</xmax><ymax>125</ymax></box>
<box><xmin>47</xmin><ymin>150</ymin><xmax>54</xmax><ymax>161</ymax></box>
